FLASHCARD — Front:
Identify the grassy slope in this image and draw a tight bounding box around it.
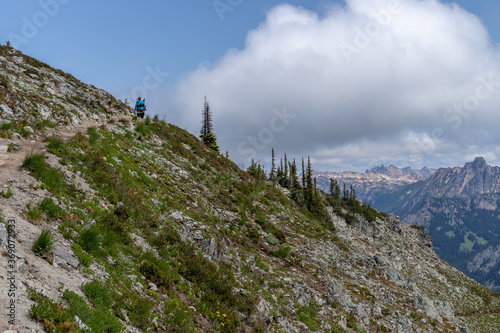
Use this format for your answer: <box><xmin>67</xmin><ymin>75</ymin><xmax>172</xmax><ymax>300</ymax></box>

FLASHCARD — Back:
<box><xmin>14</xmin><ymin>117</ymin><xmax>497</xmax><ymax>332</ymax></box>
<box><xmin>25</xmin><ymin>118</ymin><xmax>338</xmax><ymax>332</ymax></box>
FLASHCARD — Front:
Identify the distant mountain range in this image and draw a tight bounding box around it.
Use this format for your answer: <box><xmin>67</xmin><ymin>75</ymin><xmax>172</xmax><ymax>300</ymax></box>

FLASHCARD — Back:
<box><xmin>314</xmin><ymin>164</ymin><xmax>436</xmax><ymax>205</ymax></box>
<box><xmin>315</xmin><ymin>157</ymin><xmax>500</xmax><ymax>291</ymax></box>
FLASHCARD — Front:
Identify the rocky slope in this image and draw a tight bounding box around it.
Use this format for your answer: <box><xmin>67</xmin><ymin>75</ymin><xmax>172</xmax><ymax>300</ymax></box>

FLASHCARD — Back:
<box><xmin>0</xmin><ymin>44</ymin><xmax>128</xmax><ymax>126</ymax></box>
<box><xmin>371</xmin><ymin>158</ymin><xmax>500</xmax><ymax>292</ymax></box>
<box><xmin>0</xmin><ymin>44</ymin><xmax>499</xmax><ymax>332</ymax></box>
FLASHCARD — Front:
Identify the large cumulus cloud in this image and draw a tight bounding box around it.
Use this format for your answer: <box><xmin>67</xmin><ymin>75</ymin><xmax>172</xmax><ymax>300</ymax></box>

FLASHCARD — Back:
<box><xmin>172</xmin><ymin>0</ymin><xmax>500</xmax><ymax>171</ymax></box>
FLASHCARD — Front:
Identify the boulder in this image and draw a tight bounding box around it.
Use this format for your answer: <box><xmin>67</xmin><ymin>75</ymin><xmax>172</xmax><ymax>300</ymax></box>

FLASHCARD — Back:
<box><xmin>23</xmin><ymin>126</ymin><xmax>34</xmax><ymax>134</ymax></box>
<box><xmin>385</xmin><ymin>268</ymin><xmax>407</xmax><ymax>287</ymax></box>
<box><xmin>0</xmin><ymin>103</ymin><xmax>14</xmax><ymax>121</ymax></box>
<box><xmin>199</xmin><ymin>238</ymin><xmax>218</xmax><ymax>261</ymax></box>
<box><xmin>414</xmin><ymin>294</ymin><xmax>443</xmax><ymax>323</ymax></box>
<box><xmin>53</xmin><ymin>248</ymin><xmax>80</xmax><ymax>269</ymax></box>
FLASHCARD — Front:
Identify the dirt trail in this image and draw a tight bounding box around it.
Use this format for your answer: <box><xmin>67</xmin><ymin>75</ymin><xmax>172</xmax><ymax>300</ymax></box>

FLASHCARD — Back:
<box><xmin>456</xmin><ymin>310</ymin><xmax>500</xmax><ymax>319</ymax></box>
<box><xmin>0</xmin><ymin>116</ymin><xmax>132</xmax><ymax>332</ymax></box>
<box><xmin>0</xmin><ymin>116</ymin><xmax>133</xmax><ymax>184</ymax></box>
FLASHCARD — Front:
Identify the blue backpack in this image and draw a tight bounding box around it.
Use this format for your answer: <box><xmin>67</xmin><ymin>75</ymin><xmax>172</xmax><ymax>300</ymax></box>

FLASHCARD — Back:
<box><xmin>136</xmin><ymin>100</ymin><xmax>145</xmax><ymax>111</ymax></box>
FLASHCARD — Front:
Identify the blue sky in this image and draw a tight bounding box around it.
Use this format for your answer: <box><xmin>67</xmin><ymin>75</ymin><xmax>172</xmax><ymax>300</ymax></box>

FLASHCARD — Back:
<box><xmin>1</xmin><ymin>0</ymin><xmax>500</xmax><ymax>172</ymax></box>
<box><xmin>1</xmin><ymin>1</ymin><xmax>335</xmax><ymax>90</ymax></box>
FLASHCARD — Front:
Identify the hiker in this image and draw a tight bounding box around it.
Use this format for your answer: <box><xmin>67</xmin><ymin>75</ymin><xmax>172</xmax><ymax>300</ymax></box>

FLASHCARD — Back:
<box><xmin>134</xmin><ymin>97</ymin><xmax>146</xmax><ymax>118</ymax></box>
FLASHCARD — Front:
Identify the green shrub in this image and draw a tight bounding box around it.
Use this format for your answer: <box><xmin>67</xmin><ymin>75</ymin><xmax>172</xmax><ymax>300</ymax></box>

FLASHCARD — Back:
<box><xmin>71</xmin><ymin>243</ymin><xmax>93</xmax><ymax>266</ymax></box>
<box><xmin>43</xmin><ymin>135</ymin><xmax>65</xmax><ymax>153</ymax></box>
<box><xmin>200</xmin><ymin>132</ymin><xmax>219</xmax><ymax>151</ymax></box>
<box><xmin>23</xmin><ymin>152</ymin><xmax>67</xmax><ymax>193</ymax></box>
<box><xmin>152</xmin><ymin>227</ymin><xmax>182</xmax><ymax>247</ymax></box>
<box><xmin>271</xmin><ymin>246</ymin><xmax>291</xmax><ymax>259</ymax></box>
<box><xmin>27</xmin><ymin>206</ymin><xmax>43</xmax><ymax>221</ymax></box>
<box><xmin>63</xmin><ymin>289</ymin><xmax>122</xmax><ymax>333</ymax></box>
<box><xmin>295</xmin><ymin>302</ymin><xmax>319</xmax><ymax>330</ymax></box>
<box><xmin>1</xmin><ymin>186</ymin><xmax>13</xmax><ymax>198</ymax></box>
<box><xmin>256</xmin><ymin>218</ymin><xmax>286</xmax><ymax>243</ymax></box>
<box><xmin>17</xmin><ymin>126</ymin><xmax>32</xmax><ymax>138</ymax></box>
<box><xmin>79</xmin><ymin>227</ymin><xmax>100</xmax><ymax>253</ymax></box>
<box><xmin>164</xmin><ymin>298</ymin><xmax>193</xmax><ymax>329</ymax></box>
<box><xmin>33</xmin><ymin>229</ymin><xmax>55</xmax><ymax>256</ymax></box>
<box><xmin>82</xmin><ymin>280</ymin><xmax>112</xmax><ymax>308</ymax></box>
<box><xmin>331</xmin><ymin>326</ymin><xmax>344</xmax><ymax>333</ymax></box>
<box><xmin>87</xmin><ymin>127</ymin><xmax>100</xmax><ymax>145</ymax></box>
<box><xmin>267</xmin><ymin>237</ymin><xmax>279</xmax><ymax>246</ymax></box>
<box><xmin>139</xmin><ymin>261</ymin><xmax>172</xmax><ymax>290</ymax></box>
<box><xmin>345</xmin><ymin>214</ymin><xmax>356</xmax><ymax>225</ymax></box>
<box><xmin>0</xmin><ymin>122</ymin><xmax>13</xmax><ymax>131</ymax></box>
<box><xmin>115</xmin><ymin>289</ymin><xmax>153</xmax><ymax>330</ymax></box>
<box><xmin>135</xmin><ymin>122</ymin><xmax>152</xmax><ymax>137</ymax></box>
<box><xmin>29</xmin><ymin>291</ymin><xmax>80</xmax><ymax>332</ymax></box>
<box><xmin>39</xmin><ymin>197</ymin><xmax>64</xmax><ymax>218</ymax></box>
<box><xmin>247</xmin><ymin>228</ymin><xmax>260</xmax><ymax>244</ymax></box>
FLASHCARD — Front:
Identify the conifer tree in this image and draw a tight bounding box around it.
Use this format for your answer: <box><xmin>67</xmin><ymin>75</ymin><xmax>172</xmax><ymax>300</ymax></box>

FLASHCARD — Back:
<box><xmin>270</xmin><ymin>148</ymin><xmax>276</xmax><ymax>185</ymax></box>
<box><xmin>304</xmin><ymin>157</ymin><xmax>314</xmax><ymax>208</ymax></box>
<box><xmin>278</xmin><ymin>153</ymin><xmax>291</xmax><ymax>188</ymax></box>
<box><xmin>277</xmin><ymin>158</ymin><xmax>283</xmax><ymax>180</ymax></box>
<box><xmin>314</xmin><ymin>177</ymin><xmax>317</xmax><ymax>196</ymax></box>
<box><xmin>301</xmin><ymin>158</ymin><xmax>306</xmax><ymax>188</ymax></box>
<box><xmin>289</xmin><ymin>159</ymin><xmax>304</xmax><ymax>206</ymax></box>
<box><xmin>248</xmin><ymin>159</ymin><xmax>266</xmax><ymax>180</ymax></box>
<box><xmin>200</xmin><ymin>96</ymin><xmax>219</xmax><ymax>151</ymax></box>
<box><xmin>330</xmin><ymin>179</ymin><xmax>341</xmax><ymax>200</ymax></box>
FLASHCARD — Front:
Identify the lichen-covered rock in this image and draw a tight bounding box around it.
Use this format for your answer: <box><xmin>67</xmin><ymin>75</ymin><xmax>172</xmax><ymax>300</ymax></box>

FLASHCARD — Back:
<box><xmin>0</xmin><ymin>103</ymin><xmax>14</xmax><ymax>122</ymax></box>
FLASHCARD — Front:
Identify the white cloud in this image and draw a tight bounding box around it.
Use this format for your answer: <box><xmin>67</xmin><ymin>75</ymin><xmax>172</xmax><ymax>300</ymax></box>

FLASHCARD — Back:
<box><xmin>172</xmin><ymin>0</ymin><xmax>500</xmax><ymax>171</ymax></box>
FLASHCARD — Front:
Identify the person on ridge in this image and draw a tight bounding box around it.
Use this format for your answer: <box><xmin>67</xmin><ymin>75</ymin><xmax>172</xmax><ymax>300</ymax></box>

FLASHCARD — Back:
<box><xmin>134</xmin><ymin>97</ymin><xmax>146</xmax><ymax>118</ymax></box>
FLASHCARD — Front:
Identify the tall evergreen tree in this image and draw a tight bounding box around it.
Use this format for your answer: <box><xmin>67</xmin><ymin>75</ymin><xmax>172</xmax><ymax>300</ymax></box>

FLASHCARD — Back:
<box><xmin>277</xmin><ymin>158</ymin><xmax>283</xmax><ymax>180</ymax></box>
<box><xmin>200</xmin><ymin>96</ymin><xmax>213</xmax><ymax>136</ymax></box>
<box><xmin>304</xmin><ymin>157</ymin><xmax>314</xmax><ymax>208</ymax></box>
<box><xmin>270</xmin><ymin>148</ymin><xmax>276</xmax><ymax>185</ymax></box>
<box><xmin>330</xmin><ymin>179</ymin><xmax>341</xmax><ymax>200</ymax></box>
<box><xmin>199</xmin><ymin>96</ymin><xmax>219</xmax><ymax>151</ymax></box>
<box><xmin>301</xmin><ymin>158</ymin><xmax>306</xmax><ymax>189</ymax></box>
<box><xmin>278</xmin><ymin>153</ymin><xmax>290</xmax><ymax>188</ymax></box>
<box><xmin>289</xmin><ymin>159</ymin><xmax>304</xmax><ymax>206</ymax></box>
<box><xmin>284</xmin><ymin>154</ymin><xmax>288</xmax><ymax>178</ymax></box>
